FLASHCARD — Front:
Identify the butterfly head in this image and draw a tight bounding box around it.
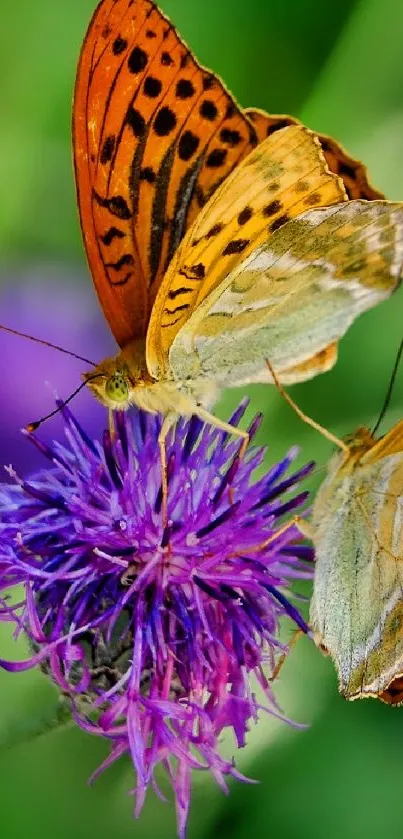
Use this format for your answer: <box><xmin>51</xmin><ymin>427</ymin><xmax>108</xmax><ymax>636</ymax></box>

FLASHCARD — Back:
<box><xmin>338</xmin><ymin>426</ymin><xmax>376</xmax><ymax>468</ymax></box>
<box><xmin>83</xmin><ymin>356</ymin><xmax>133</xmax><ymax>410</ymax></box>
<box><xmin>83</xmin><ymin>341</ymin><xmax>154</xmax><ymax>410</ymax></box>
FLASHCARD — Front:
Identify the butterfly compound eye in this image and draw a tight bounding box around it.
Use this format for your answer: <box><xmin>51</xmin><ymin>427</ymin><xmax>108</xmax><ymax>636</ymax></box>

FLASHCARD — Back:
<box><xmin>105</xmin><ymin>373</ymin><xmax>130</xmax><ymax>404</ymax></box>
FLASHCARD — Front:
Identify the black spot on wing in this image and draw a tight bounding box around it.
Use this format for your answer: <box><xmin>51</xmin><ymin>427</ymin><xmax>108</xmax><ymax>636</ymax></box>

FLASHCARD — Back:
<box><xmin>101</xmin><ymin>226</ymin><xmax>126</xmax><ymax>246</ymax></box>
<box><xmin>161</xmin><ymin>51</ymin><xmax>174</xmax><ymax>66</ymax></box>
<box><xmin>176</xmin><ymin>79</ymin><xmax>195</xmax><ymax>99</ymax></box>
<box><xmin>269</xmin><ymin>214</ymin><xmax>290</xmax><ymax>233</ymax></box>
<box><xmin>303</xmin><ymin>191</ymin><xmax>321</xmax><ymax>207</ymax></box>
<box><xmin>93</xmin><ymin>190</ymin><xmax>132</xmax><ymax>220</ymax></box>
<box><xmin>222</xmin><ymin>239</ymin><xmax>249</xmax><ymax>256</ymax></box>
<box><xmin>139</xmin><ymin>166</ymin><xmax>156</xmax><ymax>183</ymax></box>
<box><xmin>179</xmin><ymin>263</ymin><xmax>206</xmax><ymax>280</ymax></box>
<box><xmin>107</xmin><ymin>272</ymin><xmax>133</xmax><ymax>288</ymax></box>
<box><xmin>263</xmin><ymin>199</ymin><xmax>283</xmax><ymax>217</ymax></box>
<box><xmin>220</xmin><ymin>128</ymin><xmax>242</xmax><ymax>147</ymax></box>
<box><xmin>200</xmin><ymin>100</ymin><xmax>218</xmax><ymax>121</ymax></box>
<box><xmin>205</xmin><ymin>222</ymin><xmax>224</xmax><ymax>239</ymax></box>
<box><xmin>127</xmin><ymin>107</ymin><xmax>146</xmax><ymax>138</ymax></box>
<box><xmin>154</xmin><ymin>106</ymin><xmax>177</xmax><ymax>136</ymax></box>
<box><xmin>128</xmin><ymin>46</ymin><xmax>148</xmax><ymax>74</ymax></box>
<box><xmin>100</xmin><ymin>135</ymin><xmax>116</xmax><ymax>165</ymax></box>
<box><xmin>112</xmin><ymin>36</ymin><xmax>128</xmax><ymax>55</ymax></box>
<box><xmin>168</xmin><ymin>286</ymin><xmax>193</xmax><ymax>300</ymax></box>
<box><xmin>238</xmin><ymin>207</ymin><xmax>253</xmax><ymax>225</ymax></box>
<box><xmin>164</xmin><ymin>302</ymin><xmax>190</xmax><ymax>315</ymax></box>
<box><xmin>294</xmin><ymin>180</ymin><xmax>310</xmax><ymax>193</ymax></box>
<box><xmin>206</xmin><ymin>148</ymin><xmax>227</xmax><ymax>168</ymax></box>
<box><xmin>178</xmin><ymin>131</ymin><xmax>200</xmax><ymax>161</ymax></box>
<box><xmin>161</xmin><ymin>313</ymin><xmax>185</xmax><ymax>328</ymax></box>
<box><xmin>105</xmin><ymin>254</ymin><xmax>135</xmax><ymax>271</ymax></box>
<box><xmin>202</xmin><ymin>75</ymin><xmax>215</xmax><ymax>91</ymax></box>
<box><xmin>143</xmin><ymin>76</ymin><xmax>162</xmax><ymax>98</ymax></box>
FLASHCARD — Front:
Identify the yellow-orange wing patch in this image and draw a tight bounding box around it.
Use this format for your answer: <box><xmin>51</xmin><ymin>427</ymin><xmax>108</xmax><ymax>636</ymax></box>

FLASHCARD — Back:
<box><xmin>147</xmin><ymin>124</ymin><xmax>347</xmax><ymax>375</ymax></box>
<box><xmin>73</xmin><ymin>0</ymin><xmax>259</xmax><ymax>348</ymax></box>
<box><xmin>245</xmin><ymin>108</ymin><xmax>384</xmax><ymax>201</ymax></box>
<box><xmin>361</xmin><ymin>419</ymin><xmax>403</xmax><ymax>465</ymax></box>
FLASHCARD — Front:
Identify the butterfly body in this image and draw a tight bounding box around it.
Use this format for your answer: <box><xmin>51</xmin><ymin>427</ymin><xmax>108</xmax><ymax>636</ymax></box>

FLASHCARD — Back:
<box><xmin>74</xmin><ymin>0</ymin><xmax>403</xmax><ymax>432</ymax></box>
<box><xmin>310</xmin><ymin>423</ymin><xmax>403</xmax><ymax>705</ymax></box>
<box><xmin>85</xmin><ymin>339</ymin><xmax>219</xmax><ymax>416</ymax></box>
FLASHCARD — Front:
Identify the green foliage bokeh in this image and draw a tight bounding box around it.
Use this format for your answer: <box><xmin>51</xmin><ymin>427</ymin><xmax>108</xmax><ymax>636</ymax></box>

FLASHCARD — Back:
<box><xmin>1</xmin><ymin>1</ymin><xmax>403</xmax><ymax>837</ymax></box>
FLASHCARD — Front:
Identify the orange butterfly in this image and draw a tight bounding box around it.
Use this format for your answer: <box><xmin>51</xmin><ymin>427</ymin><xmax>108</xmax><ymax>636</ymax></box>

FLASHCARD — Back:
<box><xmin>73</xmin><ymin>0</ymin><xmax>402</xmax><ymax>449</ymax></box>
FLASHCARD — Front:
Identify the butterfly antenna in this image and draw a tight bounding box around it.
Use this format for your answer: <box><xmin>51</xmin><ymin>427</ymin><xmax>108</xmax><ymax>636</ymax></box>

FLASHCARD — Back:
<box><xmin>266</xmin><ymin>359</ymin><xmax>349</xmax><ymax>452</ymax></box>
<box><xmin>0</xmin><ymin>324</ymin><xmax>96</xmax><ymax>366</ymax></box>
<box><xmin>372</xmin><ymin>337</ymin><xmax>403</xmax><ymax>436</ymax></box>
<box><xmin>25</xmin><ymin>375</ymin><xmax>102</xmax><ymax>433</ymax></box>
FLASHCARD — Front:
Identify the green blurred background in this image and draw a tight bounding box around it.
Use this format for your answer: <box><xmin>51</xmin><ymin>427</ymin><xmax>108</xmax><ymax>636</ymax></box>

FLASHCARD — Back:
<box><xmin>1</xmin><ymin>0</ymin><xmax>403</xmax><ymax>837</ymax></box>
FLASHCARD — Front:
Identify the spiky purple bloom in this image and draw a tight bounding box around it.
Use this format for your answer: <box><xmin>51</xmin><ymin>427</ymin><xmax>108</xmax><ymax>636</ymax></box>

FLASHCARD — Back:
<box><xmin>0</xmin><ymin>402</ymin><xmax>313</xmax><ymax>838</ymax></box>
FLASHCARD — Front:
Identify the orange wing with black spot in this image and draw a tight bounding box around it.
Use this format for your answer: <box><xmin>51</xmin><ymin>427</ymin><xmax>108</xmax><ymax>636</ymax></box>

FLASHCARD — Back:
<box><xmin>245</xmin><ymin>108</ymin><xmax>384</xmax><ymax>201</ymax></box>
<box><xmin>73</xmin><ymin>0</ymin><xmax>259</xmax><ymax>348</ymax></box>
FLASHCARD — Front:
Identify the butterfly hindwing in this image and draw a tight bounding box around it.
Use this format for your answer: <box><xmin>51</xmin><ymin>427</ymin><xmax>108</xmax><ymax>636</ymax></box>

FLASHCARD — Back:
<box><xmin>146</xmin><ymin>124</ymin><xmax>348</xmax><ymax>376</ymax></box>
<box><xmin>245</xmin><ymin>107</ymin><xmax>384</xmax><ymax>201</ymax></box>
<box><xmin>166</xmin><ymin>200</ymin><xmax>403</xmax><ymax>386</ymax></box>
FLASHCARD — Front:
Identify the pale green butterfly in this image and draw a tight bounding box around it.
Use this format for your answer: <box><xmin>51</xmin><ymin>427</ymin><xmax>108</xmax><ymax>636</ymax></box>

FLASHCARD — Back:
<box><xmin>268</xmin><ymin>359</ymin><xmax>403</xmax><ymax>706</ymax></box>
<box><xmin>310</xmin><ymin>419</ymin><xmax>403</xmax><ymax>705</ymax></box>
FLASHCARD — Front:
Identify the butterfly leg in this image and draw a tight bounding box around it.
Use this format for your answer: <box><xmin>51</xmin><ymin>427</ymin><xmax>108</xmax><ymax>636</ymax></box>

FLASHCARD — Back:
<box><xmin>194</xmin><ymin>405</ymin><xmax>249</xmax><ymax>502</ymax></box>
<box><xmin>265</xmin><ymin>514</ymin><xmax>313</xmax><ymax>544</ymax></box>
<box><xmin>108</xmin><ymin>409</ymin><xmax>115</xmax><ymax>440</ymax></box>
<box><xmin>158</xmin><ymin>413</ymin><xmax>177</xmax><ymax>527</ymax></box>
<box><xmin>193</xmin><ymin>405</ymin><xmax>249</xmax><ymax>448</ymax></box>
<box><xmin>270</xmin><ymin>628</ymin><xmax>304</xmax><ymax>682</ymax></box>
<box><xmin>266</xmin><ymin>359</ymin><xmax>349</xmax><ymax>453</ymax></box>
<box><xmin>235</xmin><ymin>514</ymin><xmax>314</xmax><ymax>555</ymax></box>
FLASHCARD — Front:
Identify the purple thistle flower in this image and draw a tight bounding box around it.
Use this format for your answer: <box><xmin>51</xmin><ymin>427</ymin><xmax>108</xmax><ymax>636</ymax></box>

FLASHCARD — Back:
<box><xmin>0</xmin><ymin>401</ymin><xmax>314</xmax><ymax>838</ymax></box>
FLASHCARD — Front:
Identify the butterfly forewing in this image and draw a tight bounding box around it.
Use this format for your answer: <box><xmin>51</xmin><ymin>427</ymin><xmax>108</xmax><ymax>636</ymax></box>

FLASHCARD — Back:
<box><xmin>147</xmin><ymin>124</ymin><xmax>347</xmax><ymax>376</ymax></box>
<box><xmin>73</xmin><ymin>0</ymin><xmax>258</xmax><ymax>347</ymax></box>
<box><xmin>245</xmin><ymin>108</ymin><xmax>384</xmax><ymax>201</ymax></box>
